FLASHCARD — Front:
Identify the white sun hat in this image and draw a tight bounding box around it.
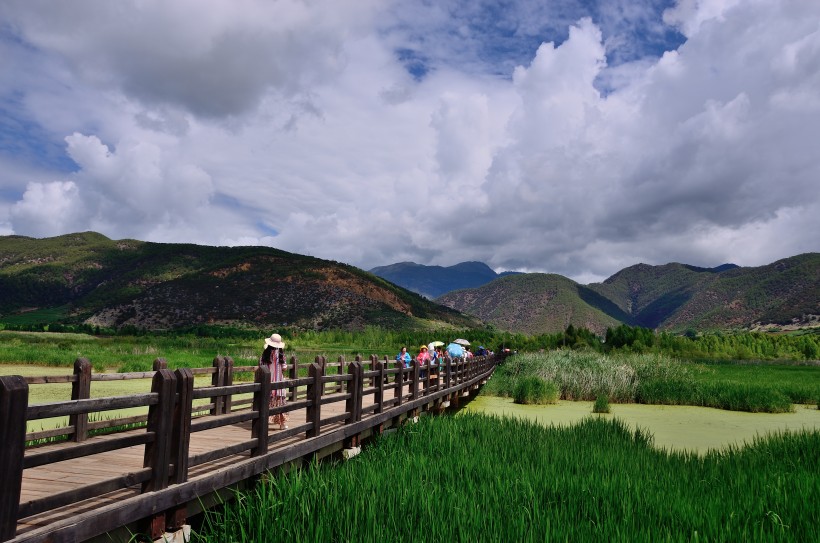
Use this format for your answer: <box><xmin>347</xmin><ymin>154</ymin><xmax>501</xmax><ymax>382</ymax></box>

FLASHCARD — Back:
<box><xmin>264</xmin><ymin>333</ymin><xmax>285</xmax><ymax>349</ymax></box>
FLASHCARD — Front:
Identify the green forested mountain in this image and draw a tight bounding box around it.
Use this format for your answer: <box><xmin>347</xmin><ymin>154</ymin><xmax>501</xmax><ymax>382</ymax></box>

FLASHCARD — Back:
<box><xmin>587</xmin><ymin>255</ymin><xmax>819</xmax><ymax>330</ymax></box>
<box><xmin>0</xmin><ymin>232</ymin><xmax>479</xmax><ymax>331</ymax></box>
<box><xmin>586</xmin><ymin>262</ymin><xmax>733</xmax><ymax>329</ymax></box>
<box><xmin>438</xmin><ymin>255</ymin><xmax>819</xmax><ymax>334</ymax></box>
<box><xmin>436</xmin><ymin>273</ymin><xmax>627</xmax><ymax>336</ymax></box>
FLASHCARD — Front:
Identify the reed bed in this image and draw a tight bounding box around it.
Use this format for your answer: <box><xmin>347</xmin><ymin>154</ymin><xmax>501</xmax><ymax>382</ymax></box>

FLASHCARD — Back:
<box><xmin>513</xmin><ymin>376</ymin><xmax>558</xmax><ymax>405</ymax></box>
<box><xmin>195</xmin><ymin>413</ymin><xmax>819</xmax><ymax>542</ymax></box>
<box><xmin>484</xmin><ymin>351</ymin><xmax>814</xmax><ymax>413</ymax></box>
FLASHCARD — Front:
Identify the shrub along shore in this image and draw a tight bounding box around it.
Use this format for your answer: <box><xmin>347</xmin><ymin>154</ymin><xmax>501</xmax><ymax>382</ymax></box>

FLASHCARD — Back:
<box><xmin>195</xmin><ymin>413</ymin><xmax>820</xmax><ymax>542</ymax></box>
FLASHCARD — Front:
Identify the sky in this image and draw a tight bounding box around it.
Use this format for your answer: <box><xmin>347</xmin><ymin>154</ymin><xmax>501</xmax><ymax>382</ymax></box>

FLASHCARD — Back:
<box><xmin>1</xmin><ymin>0</ymin><xmax>819</xmax><ymax>284</ymax></box>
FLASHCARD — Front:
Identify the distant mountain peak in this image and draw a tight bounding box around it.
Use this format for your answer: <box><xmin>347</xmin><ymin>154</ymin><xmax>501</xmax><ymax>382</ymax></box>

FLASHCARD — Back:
<box><xmin>369</xmin><ymin>261</ymin><xmax>516</xmax><ymax>299</ymax></box>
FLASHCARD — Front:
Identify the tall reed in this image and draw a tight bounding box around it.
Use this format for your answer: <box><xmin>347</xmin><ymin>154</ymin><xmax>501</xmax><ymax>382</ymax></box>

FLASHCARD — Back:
<box><xmin>195</xmin><ymin>414</ymin><xmax>820</xmax><ymax>542</ymax></box>
<box><xmin>486</xmin><ymin>351</ymin><xmax>803</xmax><ymax>413</ymax></box>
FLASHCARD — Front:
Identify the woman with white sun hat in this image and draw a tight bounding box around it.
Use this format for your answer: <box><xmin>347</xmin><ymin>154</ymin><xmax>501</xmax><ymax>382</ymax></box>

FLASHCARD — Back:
<box><xmin>260</xmin><ymin>332</ymin><xmax>289</xmax><ymax>430</ymax></box>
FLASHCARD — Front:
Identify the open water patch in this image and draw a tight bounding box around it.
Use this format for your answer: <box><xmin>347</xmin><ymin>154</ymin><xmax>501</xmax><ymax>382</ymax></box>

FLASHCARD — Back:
<box><xmin>464</xmin><ymin>395</ymin><xmax>820</xmax><ymax>455</ymax></box>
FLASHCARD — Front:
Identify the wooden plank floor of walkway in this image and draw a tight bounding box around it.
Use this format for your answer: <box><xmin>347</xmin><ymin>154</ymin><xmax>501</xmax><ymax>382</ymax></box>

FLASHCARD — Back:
<box><xmin>15</xmin><ymin>391</ymin><xmax>356</xmax><ymax>537</ymax></box>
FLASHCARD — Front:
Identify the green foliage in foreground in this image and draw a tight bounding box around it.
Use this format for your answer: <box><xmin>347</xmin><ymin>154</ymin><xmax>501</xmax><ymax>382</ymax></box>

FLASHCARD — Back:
<box><xmin>195</xmin><ymin>414</ymin><xmax>819</xmax><ymax>543</ymax></box>
<box><xmin>485</xmin><ymin>351</ymin><xmax>820</xmax><ymax>413</ymax></box>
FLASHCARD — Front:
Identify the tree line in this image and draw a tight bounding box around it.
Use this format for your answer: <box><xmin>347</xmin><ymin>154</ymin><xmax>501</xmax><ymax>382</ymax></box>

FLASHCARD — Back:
<box><xmin>1</xmin><ymin>321</ymin><xmax>818</xmax><ymax>361</ymax></box>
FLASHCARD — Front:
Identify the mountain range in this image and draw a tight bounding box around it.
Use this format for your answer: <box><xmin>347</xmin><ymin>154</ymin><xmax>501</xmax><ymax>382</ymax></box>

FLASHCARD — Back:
<box><xmin>1</xmin><ymin>232</ymin><xmax>817</xmax><ymax>335</ymax></box>
<box><xmin>0</xmin><ymin>232</ymin><xmax>478</xmax><ymax>331</ymax></box>
<box><xmin>437</xmin><ymin>255</ymin><xmax>819</xmax><ymax>335</ymax></box>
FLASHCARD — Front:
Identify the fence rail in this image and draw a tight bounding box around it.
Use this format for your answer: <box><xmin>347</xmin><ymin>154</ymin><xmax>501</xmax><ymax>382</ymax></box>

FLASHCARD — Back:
<box><xmin>0</xmin><ymin>352</ymin><xmax>502</xmax><ymax>542</ymax></box>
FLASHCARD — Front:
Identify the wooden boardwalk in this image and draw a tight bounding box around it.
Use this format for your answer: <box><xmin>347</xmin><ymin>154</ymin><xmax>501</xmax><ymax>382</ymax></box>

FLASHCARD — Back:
<box><xmin>1</xmin><ymin>354</ymin><xmax>501</xmax><ymax>542</ymax></box>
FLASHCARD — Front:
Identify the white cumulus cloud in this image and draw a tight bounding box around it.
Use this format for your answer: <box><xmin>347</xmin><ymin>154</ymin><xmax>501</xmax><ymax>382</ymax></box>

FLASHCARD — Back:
<box><xmin>0</xmin><ymin>0</ymin><xmax>818</xmax><ymax>282</ymax></box>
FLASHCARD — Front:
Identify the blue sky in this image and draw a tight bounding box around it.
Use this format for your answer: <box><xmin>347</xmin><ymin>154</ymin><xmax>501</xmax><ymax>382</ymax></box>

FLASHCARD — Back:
<box><xmin>1</xmin><ymin>0</ymin><xmax>818</xmax><ymax>283</ymax></box>
<box><xmin>386</xmin><ymin>0</ymin><xmax>685</xmax><ymax>78</ymax></box>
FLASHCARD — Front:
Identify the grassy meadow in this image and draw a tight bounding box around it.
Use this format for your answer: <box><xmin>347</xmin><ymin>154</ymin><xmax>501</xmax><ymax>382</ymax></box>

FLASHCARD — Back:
<box><xmin>0</xmin><ymin>328</ymin><xmax>473</xmax><ymax>373</ymax></box>
<box><xmin>195</xmin><ymin>413</ymin><xmax>820</xmax><ymax>542</ymax></box>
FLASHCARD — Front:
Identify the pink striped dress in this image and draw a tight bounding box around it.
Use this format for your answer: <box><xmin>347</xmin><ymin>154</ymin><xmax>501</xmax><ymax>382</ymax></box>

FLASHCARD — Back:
<box><xmin>260</xmin><ymin>347</ymin><xmax>288</xmax><ymax>426</ymax></box>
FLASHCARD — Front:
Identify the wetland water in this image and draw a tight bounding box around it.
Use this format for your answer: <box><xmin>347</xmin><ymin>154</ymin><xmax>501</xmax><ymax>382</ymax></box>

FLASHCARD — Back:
<box><xmin>464</xmin><ymin>395</ymin><xmax>820</xmax><ymax>455</ymax></box>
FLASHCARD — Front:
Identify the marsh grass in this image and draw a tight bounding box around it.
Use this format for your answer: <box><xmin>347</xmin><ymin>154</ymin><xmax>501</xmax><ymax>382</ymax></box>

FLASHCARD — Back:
<box><xmin>194</xmin><ymin>413</ymin><xmax>820</xmax><ymax>542</ymax></box>
<box><xmin>593</xmin><ymin>394</ymin><xmax>610</xmax><ymax>413</ymax></box>
<box><xmin>485</xmin><ymin>351</ymin><xmax>816</xmax><ymax>413</ymax></box>
<box><xmin>512</xmin><ymin>376</ymin><xmax>558</xmax><ymax>405</ymax></box>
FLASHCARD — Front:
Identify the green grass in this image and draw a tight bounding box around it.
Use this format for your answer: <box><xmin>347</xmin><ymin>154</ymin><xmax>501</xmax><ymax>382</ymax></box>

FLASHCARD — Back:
<box><xmin>194</xmin><ymin>413</ymin><xmax>820</xmax><ymax>542</ymax></box>
<box><xmin>0</xmin><ymin>329</ymin><xmax>486</xmax><ymax>373</ymax></box>
<box><xmin>0</xmin><ymin>330</ymin><xmax>369</xmax><ymax>373</ymax></box>
<box><xmin>692</xmin><ymin>361</ymin><xmax>820</xmax><ymax>404</ymax></box>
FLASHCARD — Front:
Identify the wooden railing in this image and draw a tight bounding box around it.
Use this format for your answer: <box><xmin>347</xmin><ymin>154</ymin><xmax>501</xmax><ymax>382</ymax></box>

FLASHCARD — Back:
<box><xmin>0</xmin><ymin>352</ymin><xmax>502</xmax><ymax>542</ymax></box>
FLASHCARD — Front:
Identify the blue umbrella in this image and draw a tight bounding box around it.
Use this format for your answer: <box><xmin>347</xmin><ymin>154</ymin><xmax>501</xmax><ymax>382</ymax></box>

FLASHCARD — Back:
<box><xmin>446</xmin><ymin>342</ymin><xmax>465</xmax><ymax>358</ymax></box>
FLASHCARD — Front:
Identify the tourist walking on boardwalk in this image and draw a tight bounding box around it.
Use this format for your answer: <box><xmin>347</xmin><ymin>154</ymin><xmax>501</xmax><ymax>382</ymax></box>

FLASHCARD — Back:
<box><xmin>416</xmin><ymin>345</ymin><xmax>431</xmax><ymax>378</ymax></box>
<box><xmin>260</xmin><ymin>332</ymin><xmax>289</xmax><ymax>430</ymax></box>
<box><xmin>396</xmin><ymin>346</ymin><xmax>412</xmax><ymax>367</ymax></box>
<box><xmin>433</xmin><ymin>345</ymin><xmax>445</xmax><ymax>376</ymax></box>
<box><xmin>396</xmin><ymin>347</ymin><xmax>413</xmax><ymax>381</ymax></box>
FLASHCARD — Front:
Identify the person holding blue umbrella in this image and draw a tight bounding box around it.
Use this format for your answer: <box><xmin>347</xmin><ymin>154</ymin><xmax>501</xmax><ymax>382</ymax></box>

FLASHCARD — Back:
<box><xmin>446</xmin><ymin>341</ymin><xmax>465</xmax><ymax>358</ymax></box>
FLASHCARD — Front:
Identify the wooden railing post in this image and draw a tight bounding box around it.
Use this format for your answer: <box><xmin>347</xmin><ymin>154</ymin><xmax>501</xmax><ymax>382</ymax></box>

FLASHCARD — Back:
<box><xmin>223</xmin><ymin>356</ymin><xmax>234</xmax><ymax>414</ymax></box>
<box><xmin>152</xmin><ymin>358</ymin><xmax>167</xmax><ymax>370</ymax></box>
<box><xmin>424</xmin><ymin>358</ymin><xmax>431</xmax><ymax>395</ymax></box>
<box><xmin>251</xmin><ymin>366</ymin><xmax>271</xmax><ymax>458</ymax></box>
<box><xmin>211</xmin><ymin>356</ymin><xmax>224</xmax><ymax>416</ymax></box>
<box><xmin>70</xmin><ymin>357</ymin><xmax>91</xmax><ymax>442</ymax></box>
<box><xmin>337</xmin><ymin>356</ymin><xmax>346</xmax><ymax>394</ymax></box>
<box><xmin>316</xmin><ymin>356</ymin><xmax>326</xmax><ymax>395</ymax></box>
<box><xmin>354</xmin><ymin>355</ymin><xmax>362</xmax><ymax>386</ymax></box>
<box><xmin>411</xmin><ymin>359</ymin><xmax>420</xmax><ymax>400</ymax></box>
<box><xmin>345</xmin><ymin>361</ymin><xmax>362</xmax><ymax>424</ymax></box>
<box><xmin>394</xmin><ymin>358</ymin><xmax>403</xmax><ymax>407</ymax></box>
<box><xmin>289</xmin><ymin>356</ymin><xmax>299</xmax><ymax>402</ymax></box>
<box><xmin>0</xmin><ymin>375</ymin><xmax>27</xmax><ymax>542</ymax></box>
<box><xmin>306</xmin><ymin>363</ymin><xmax>322</xmax><ymax>438</ymax></box>
<box><xmin>375</xmin><ymin>360</ymin><xmax>385</xmax><ymax>414</ymax></box>
<box><xmin>170</xmin><ymin>368</ymin><xmax>193</xmax><ymax>485</ymax></box>
<box><xmin>369</xmin><ymin>355</ymin><xmax>377</xmax><ymax>387</ymax></box>
<box><xmin>383</xmin><ymin>356</ymin><xmax>389</xmax><ymax>385</ymax></box>
<box><xmin>142</xmin><ymin>368</ymin><xmax>176</xmax><ymax>540</ymax></box>
<box><xmin>167</xmin><ymin>368</ymin><xmax>193</xmax><ymax>533</ymax></box>
<box><xmin>445</xmin><ymin>356</ymin><xmax>452</xmax><ymax>391</ymax></box>
<box><xmin>143</xmin><ymin>369</ymin><xmax>176</xmax><ymax>493</ymax></box>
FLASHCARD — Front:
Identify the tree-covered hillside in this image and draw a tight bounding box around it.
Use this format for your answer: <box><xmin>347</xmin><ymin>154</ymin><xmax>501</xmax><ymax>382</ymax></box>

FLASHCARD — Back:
<box><xmin>0</xmin><ymin>232</ymin><xmax>480</xmax><ymax>331</ymax></box>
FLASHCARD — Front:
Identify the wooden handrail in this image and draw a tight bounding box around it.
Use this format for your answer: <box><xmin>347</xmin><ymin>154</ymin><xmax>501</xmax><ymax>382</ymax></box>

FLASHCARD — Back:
<box><xmin>0</xmin><ymin>352</ymin><xmax>505</xmax><ymax>542</ymax></box>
